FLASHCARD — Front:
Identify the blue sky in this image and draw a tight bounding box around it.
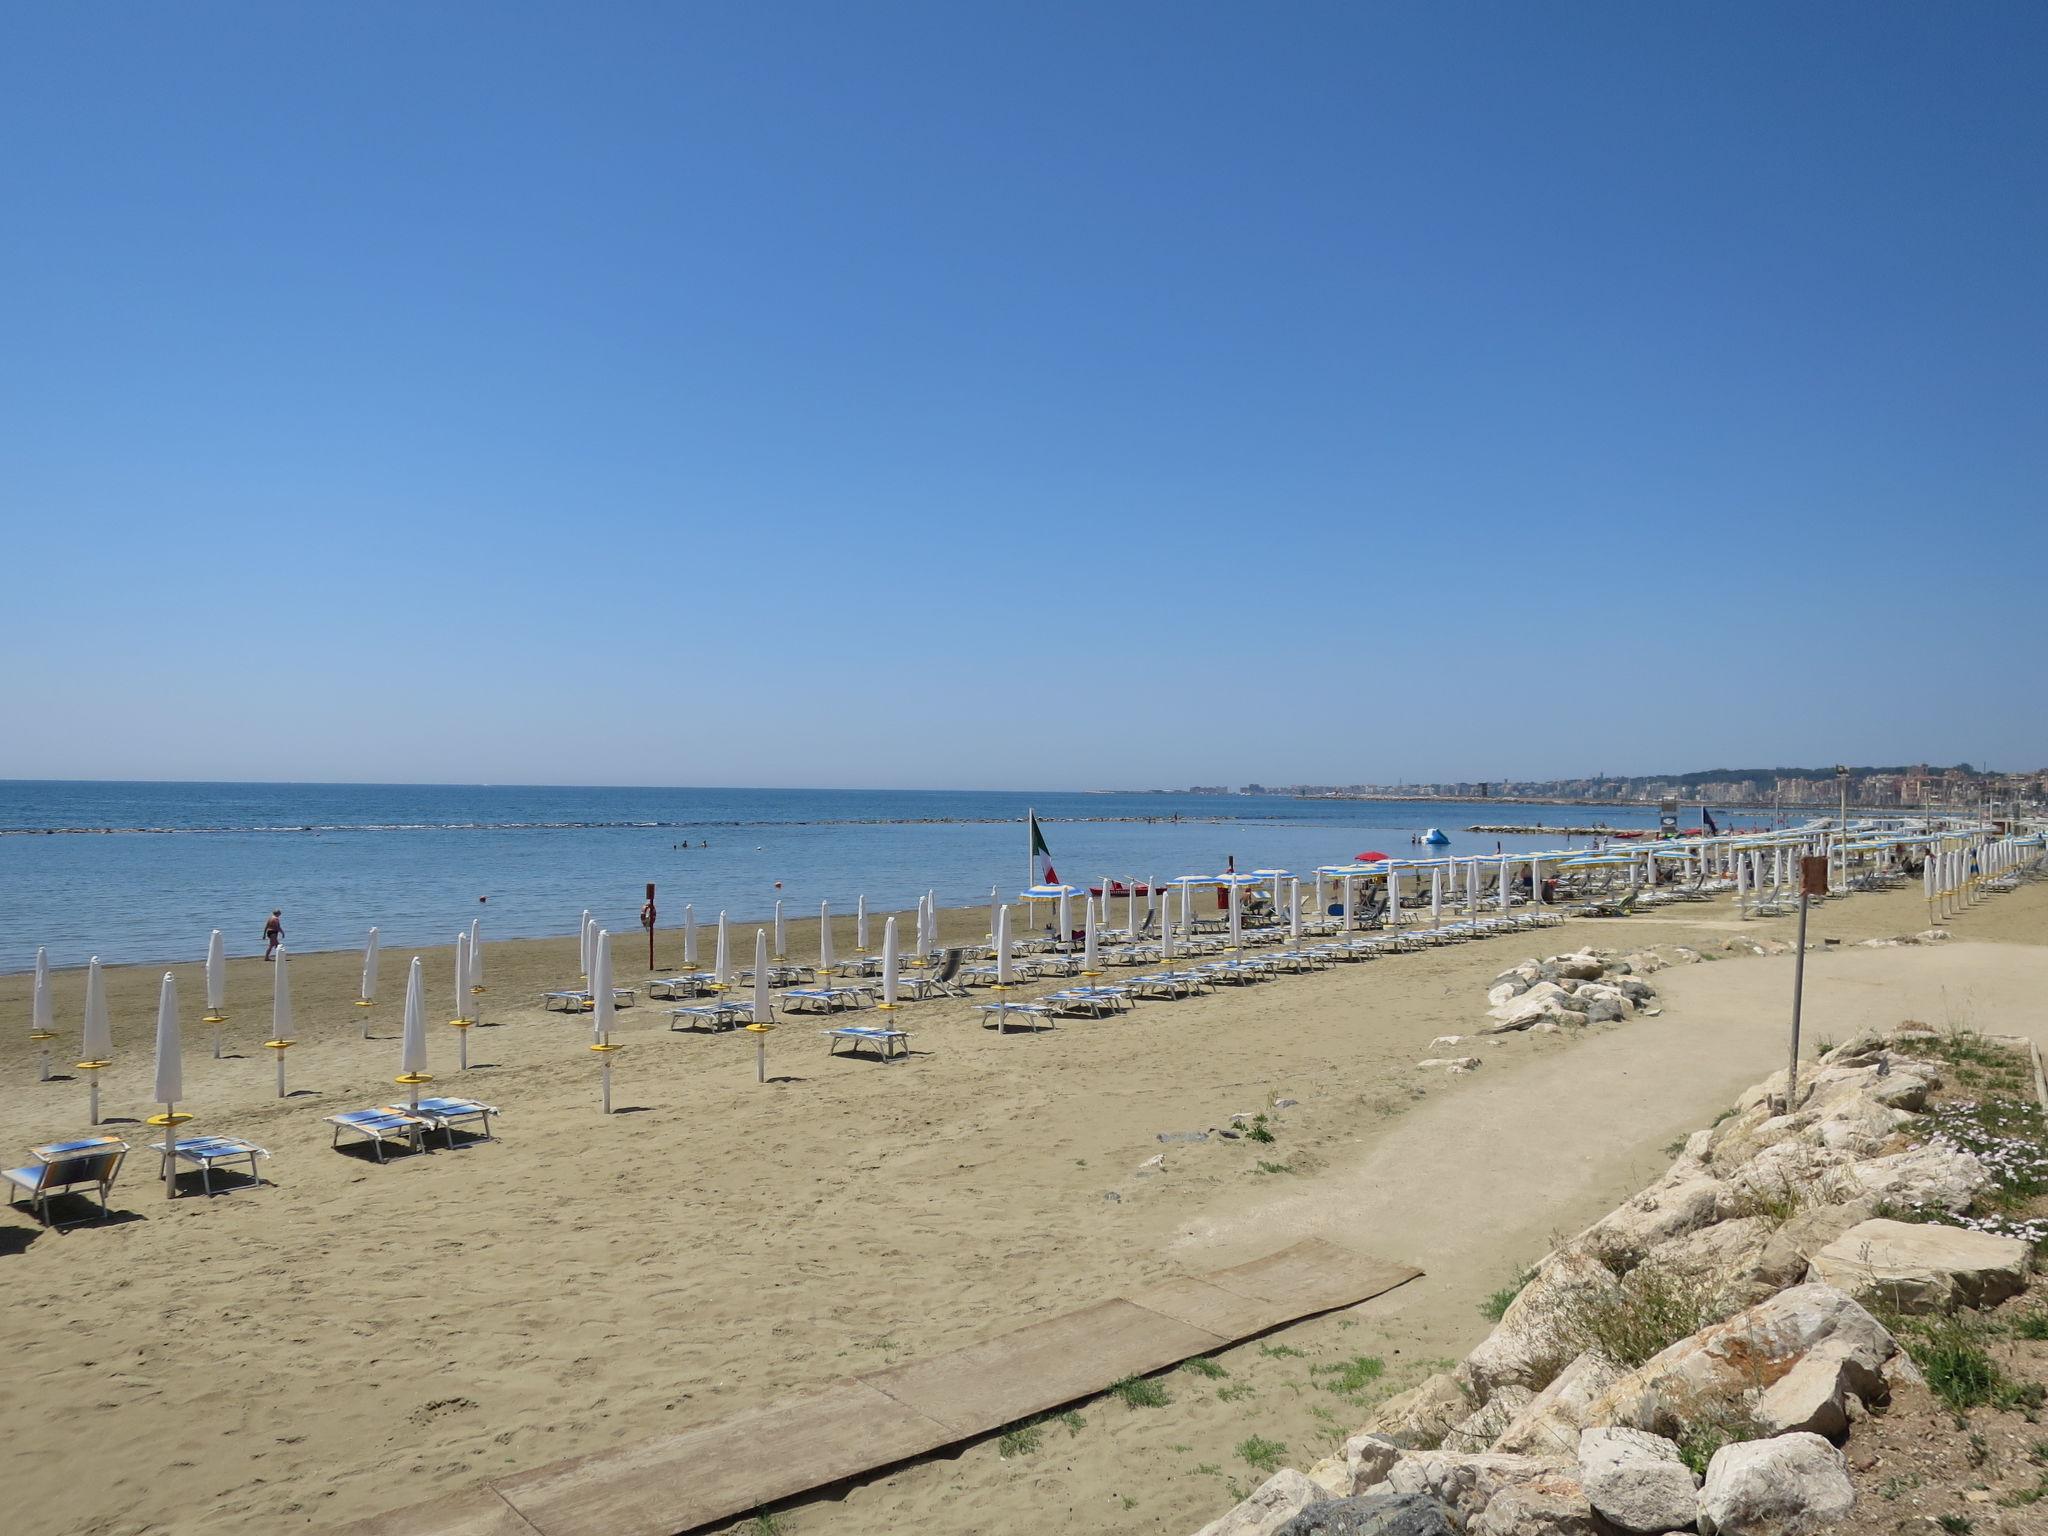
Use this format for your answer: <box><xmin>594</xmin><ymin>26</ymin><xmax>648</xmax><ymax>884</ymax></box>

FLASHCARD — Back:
<box><xmin>3</xmin><ymin>3</ymin><xmax>2043</xmax><ymax>788</ymax></box>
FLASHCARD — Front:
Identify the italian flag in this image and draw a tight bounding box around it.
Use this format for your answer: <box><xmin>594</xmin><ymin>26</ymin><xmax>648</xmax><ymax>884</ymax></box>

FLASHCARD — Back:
<box><xmin>1030</xmin><ymin>811</ymin><xmax>1057</xmax><ymax>884</ymax></box>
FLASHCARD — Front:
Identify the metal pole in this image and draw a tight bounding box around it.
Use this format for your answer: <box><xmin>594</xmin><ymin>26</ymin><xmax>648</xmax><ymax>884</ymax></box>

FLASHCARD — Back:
<box><xmin>1788</xmin><ymin>890</ymin><xmax>1810</xmax><ymax>1108</ymax></box>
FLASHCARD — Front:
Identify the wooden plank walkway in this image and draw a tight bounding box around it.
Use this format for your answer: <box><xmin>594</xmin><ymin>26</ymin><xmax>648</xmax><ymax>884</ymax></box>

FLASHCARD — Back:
<box><xmin>335</xmin><ymin>1239</ymin><xmax>1420</xmax><ymax>1536</ymax></box>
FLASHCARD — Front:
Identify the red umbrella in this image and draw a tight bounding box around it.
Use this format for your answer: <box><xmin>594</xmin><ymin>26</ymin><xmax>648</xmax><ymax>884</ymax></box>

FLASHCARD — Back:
<box><xmin>1356</xmin><ymin>850</ymin><xmax>1392</xmax><ymax>863</ymax></box>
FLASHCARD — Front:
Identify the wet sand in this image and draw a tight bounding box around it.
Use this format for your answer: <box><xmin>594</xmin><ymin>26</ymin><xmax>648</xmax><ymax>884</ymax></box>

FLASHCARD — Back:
<box><xmin>2</xmin><ymin>882</ymin><xmax>2042</xmax><ymax>1536</ymax></box>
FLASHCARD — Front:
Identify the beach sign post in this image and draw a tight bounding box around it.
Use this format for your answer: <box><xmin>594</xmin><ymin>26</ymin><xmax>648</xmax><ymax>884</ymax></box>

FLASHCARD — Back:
<box><xmin>746</xmin><ymin>928</ymin><xmax>774</xmax><ymax>1082</ymax></box>
<box><xmin>79</xmin><ymin>956</ymin><xmax>113</xmax><ymax>1125</ymax></box>
<box><xmin>357</xmin><ymin>926</ymin><xmax>379</xmax><ymax>1036</ymax></box>
<box><xmin>448</xmin><ymin>931</ymin><xmax>473</xmax><ymax>1070</ymax></box>
<box><xmin>30</xmin><ymin>945</ymin><xmax>55</xmax><ymax>1082</ymax></box>
<box><xmin>204</xmin><ymin>928</ymin><xmax>227</xmax><ymax>1058</ymax></box>
<box><xmin>590</xmin><ymin>929</ymin><xmax>620</xmax><ymax>1113</ymax></box>
<box><xmin>1784</xmin><ymin>855</ymin><xmax>1830</xmax><ymax>1109</ymax></box>
<box><xmin>397</xmin><ymin>957</ymin><xmax>431</xmax><ymax>1111</ymax></box>
<box><xmin>266</xmin><ymin>943</ymin><xmax>295</xmax><ymax>1098</ymax></box>
<box><xmin>148</xmin><ymin>972</ymin><xmax>191</xmax><ymax>1199</ymax></box>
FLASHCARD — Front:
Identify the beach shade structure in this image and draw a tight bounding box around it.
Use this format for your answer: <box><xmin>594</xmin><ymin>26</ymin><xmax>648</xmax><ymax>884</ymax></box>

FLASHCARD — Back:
<box><xmin>1386</xmin><ymin>865</ymin><xmax>1403</xmax><ymax>931</ymax></box>
<box><xmin>988</xmin><ymin>886</ymin><xmax>1001</xmax><ymax>950</ymax></box>
<box><xmin>357</xmin><ymin>926</ymin><xmax>380</xmax><ymax>1035</ymax></box>
<box><xmin>856</xmin><ymin>895</ymin><xmax>869</xmax><ymax>953</ymax></box>
<box><xmin>921</xmin><ymin>891</ymin><xmax>936</xmax><ymax>961</ymax></box>
<box><xmin>1161</xmin><ymin>885</ymin><xmax>1178</xmax><ymax>961</ymax></box>
<box><xmin>879</xmin><ymin>916</ymin><xmax>900</xmax><ymax>1009</ymax></box>
<box><xmin>30</xmin><ymin>944</ymin><xmax>55</xmax><ymax>1081</ymax></box>
<box><xmin>79</xmin><ymin>956</ymin><xmax>113</xmax><ymax>1125</ymax></box>
<box><xmin>579</xmin><ymin>910</ymin><xmax>592</xmax><ymax>977</ymax></box>
<box><xmin>469</xmin><ymin>919</ymin><xmax>486</xmax><ymax>995</ymax></box>
<box><xmin>1082</xmin><ymin>898</ymin><xmax>1101</xmax><ymax>976</ymax></box>
<box><xmin>1529</xmin><ymin>855</ymin><xmax>1544</xmax><ymax>910</ymax></box>
<box><xmin>683</xmin><ymin>903</ymin><xmax>699</xmax><ymax>967</ymax></box>
<box><xmin>993</xmin><ymin>905</ymin><xmax>1014</xmax><ymax>989</ymax></box>
<box><xmin>265</xmin><ymin>943</ymin><xmax>296</xmax><ymax>1098</ymax></box>
<box><xmin>1252</xmin><ymin>869</ymin><xmax>1291</xmax><ymax>919</ymax></box>
<box><xmin>1288</xmin><ymin>878</ymin><xmax>1304</xmax><ymax>939</ymax></box>
<box><xmin>818</xmin><ymin>900</ymin><xmax>835</xmax><ymax>976</ymax></box>
<box><xmin>714</xmin><ymin>911</ymin><xmax>732</xmax><ymax>990</ymax></box>
<box><xmin>1357</xmin><ymin>851</ymin><xmax>1391</xmax><ymax>864</ymax></box>
<box><xmin>205</xmin><ymin>928</ymin><xmax>228</xmax><ymax>1058</ymax></box>
<box><xmin>590</xmin><ymin>929</ymin><xmax>620</xmax><ymax>1113</ymax></box>
<box><xmin>448</xmin><ymin>932</ymin><xmax>474</xmax><ymax>1070</ymax></box>
<box><xmin>1058</xmin><ymin>885</ymin><xmax>1072</xmax><ymax>948</ymax></box>
<box><xmin>149</xmin><ymin>972</ymin><xmax>191</xmax><ymax>1199</ymax></box>
<box><xmin>1467</xmin><ymin>859</ymin><xmax>1481</xmax><ymax>920</ymax></box>
<box><xmin>1127</xmin><ymin>881</ymin><xmax>1140</xmax><ymax>933</ymax></box>
<box><xmin>397</xmin><ymin>956</ymin><xmax>432</xmax><ymax>1110</ymax></box>
<box><xmin>746</xmin><ymin>928</ymin><xmax>775</xmax><ymax>1082</ymax></box>
<box><xmin>1313</xmin><ymin>870</ymin><xmax>1326</xmax><ymax>919</ymax></box>
<box><xmin>773</xmin><ymin>900</ymin><xmax>786</xmax><ymax>961</ymax></box>
<box><xmin>1431</xmin><ymin>867</ymin><xmax>1445</xmax><ymax>928</ymax></box>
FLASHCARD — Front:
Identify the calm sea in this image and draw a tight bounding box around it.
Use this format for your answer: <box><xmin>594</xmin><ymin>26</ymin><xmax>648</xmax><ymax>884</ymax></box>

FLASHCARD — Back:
<box><xmin>0</xmin><ymin>783</ymin><xmax>1672</xmax><ymax>969</ymax></box>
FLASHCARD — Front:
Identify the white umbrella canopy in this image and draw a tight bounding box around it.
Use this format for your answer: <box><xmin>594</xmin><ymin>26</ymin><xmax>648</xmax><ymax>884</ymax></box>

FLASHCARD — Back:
<box><xmin>753</xmin><ymin>929</ymin><xmax>772</xmax><ymax>1023</ymax></box>
<box><xmin>205</xmin><ymin>929</ymin><xmax>226</xmax><ymax>1016</ymax></box>
<box><xmin>818</xmin><ymin>901</ymin><xmax>835</xmax><ymax>976</ymax></box>
<box><xmin>988</xmin><ymin>886</ymin><xmax>1001</xmax><ymax>948</ymax></box>
<box><xmin>924</xmin><ymin>890</ymin><xmax>936</xmax><ymax>958</ymax></box>
<box><xmin>1083</xmin><ymin>897</ymin><xmax>1100</xmax><ymax>974</ymax></box>
<box><xmin>881</xmin><ymin>916</ymin><xmax>899</xmax><ymax>1009</ymax></box>
<box><xmin>274</xmin><ymin>942</ymin><xmax>295</xmax><ymax>1040</ymax></box>
<box><xmin>1161</xmin><ymin>886</ymin><xmax>1178</xmax><ymax>961</ymax></box>
<box><xmin>1057</xmin><ymin>886</ymin><xmax>1072</xmax><ymax>947</ymax></box>
<box><xmin>579</xmin><ymin>911</ymin><xmax>593</xmax><ymax>976</ymax></box>
<box><xmin>359</xmin><ymin>927</ymin><xmax>380</xmax><ymax>1005</ymax></box>
<box><xmin>32</xmin><ymin>945</ymin><xmax>52</xmax><ymax>1034</ymax></box>
<box><xmin>714</xmin><ymin>911</ymin><xmax>732</xmax><ymax>989</ymax></box>
<box><xmin>153</xmin><ymin>971</ymin><xmax>183</xmax><ymax>1106</ymax></box>
<box><xmin>400</xmin><ymin>956</ymin><xmax>429</xmax><ymax>1087</ymax></box>
<box><xmin>468</xmin><ymin>919</ymin><xmax>484</xmax><ymax>988</ymax></box>
<box><xmin>774</xmin><ymin>900</ymin><xmax>786</xmax><ymax>960</ymax></box>
<box><xmin>683</xmin><ymin>903</ymin><xmax>699</xmax><ymax>967</ymax></box>
<box><xmin>82</xmin><ymin>957</ymin><xmax>113</xmax><ymax>1062</ymax></box>
<box><xmin>856</xmin><ymin>895</ymin><xmax>869</xmax><ymax>952</ymax></box>
<box><xmin>591</xmin><ymin>930</ymin><xmax>614</xmax><ymax>1042</ymax></box>
<box><xmin>994</xmin><ymin>905</ymin><xmax>1013</xmax><ymax>986</ymax></box>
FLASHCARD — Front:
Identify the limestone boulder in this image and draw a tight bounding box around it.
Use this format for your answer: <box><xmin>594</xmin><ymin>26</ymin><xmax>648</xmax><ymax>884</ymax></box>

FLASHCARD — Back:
<box><xmin>1807</xmin><ymin>1218</ymin><xmax>2030</xmax><ymax>1313</ymax></box>
<box><xmin>1272</xmin><ymin>1493</ymin><xmax>1458</xmax><ymax>1536</ymax></box>
<box><xmin>1751</xmin><ymin>1339</ymin><xmax>1887</xmax><ymax>1440</ymax></box>
<box><xmin>1749</xmin><ymin>1203</ymin><xmax>1877</xmax><ymax>1295</ymax></box>
<box><xmin>1582</xmin><ymin>1284</ymin><xmax>1897</xmax><ymax>1441</ymax></box>
<box><xmin>1487</xmin><ymin>982</ymin><xmax>1525</xmax><ymax>1008</ymax></box>
<box><xmin>1491</xmin><ymin>1352</ymin><xmax>1621</xmax><ymax>1458</ymax></box>
<box><xmin>1642</xmin><ymin>1216</ymin><xmax>1773</xmax><ymax>1311</ymax></box>
<box><xmin>1575</xmin><ymin>1427</ymin><xmax>1698</xmax><ymax>1534</ymax></box>
<box><xmin>1468</xmin><ymin>1473</ymin><xmax>1604</xmax><ymax>1535</ymax></box>
<box><xmin>1580</xmin><ymin>1169</ymin><xmax>1725</xmax><ymax>1270</ymax></box>
<box><xmin>1441</xmin><ymin>1386</ymin><xmax>1534</xmax><ymax>1453</ymax></box>
<box><xmin>1834</xmin><ymin>1143</ymin><xmax>1989</xmax><ymax>1213</ymax></box>
<box><xmin>1696</xmin><ymin>1433</ymin><xmax>1854</xmax><ymax>1535</ymax></box>
<box><xmin>1364</xmin><ymin>1372</ymin><xmax>1473</xmax><ymax>1449</ymax></box>
<box><xmin>1459</xmin><ymin>1251</ymin><xmax>1620</xmax><ymax>1402</ymax></box>
<box><xmin>1196</xmin><ymin>1469</ymin><xmax>1325</xmax><ymax>1536</ymax></box>
<box><xmin>1553</xmin><ymin>954</ymin><xmax>1606</xmax><ymax>981</ymax></box>
<box><xmin>1384</xmin><ymin>1452</ymin><xmax>1574</xmax><ymax>1530</ymax></box>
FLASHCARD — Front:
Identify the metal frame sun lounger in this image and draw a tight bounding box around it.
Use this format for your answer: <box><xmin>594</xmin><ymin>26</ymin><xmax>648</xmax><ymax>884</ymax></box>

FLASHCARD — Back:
<box><xmin>976</xmin><ymin>999</ymin><xmax>1056</xmax><ymax>1031</ymax></box>
<box><xmin>397</xmin><ymin>1096</ymin><xmax>498</xmax><ymax>1146</ymax></box>
<box><xmin>648</xmin><ymin>974</ymin><xmax>716</xmax><ymax>1000</ymax></box>
<box><xmin>4</xmin><ymin>1136</ymin><xmax>129</xmax><ymax>1226</ymax></box>
<box><xmin>149</xmin><ymin>1134</ymin><xmax>268</xmax><ymax>1195</ymax></box>
<box><xmin>824</xmin><ymin>1026</ymin><xmax>911</xmax><ymax>1060</ymax></box>
<box><xmin>781</xmin><ymin>987</ymin><xmax>874</xmax><ymax>1014</ymax></box>
<box><xmin>1051</xmin><ymin>985</ymin><xmax>1132</xmax><ymax>1013</ymax></box>
<box><xmin>545</xmin><ymin>987</ymin><xmax>639</xmax><ymax>1012</ymax></box>
<box><xmin>327</xmin><ymin>1108</ymin><xmax>430</xmax><ymax>1161</ymax></box>
<box><xmin>669</xmin><ymin>1001</ymin><xmax>754</xmax><ymax>1031</ymax></box>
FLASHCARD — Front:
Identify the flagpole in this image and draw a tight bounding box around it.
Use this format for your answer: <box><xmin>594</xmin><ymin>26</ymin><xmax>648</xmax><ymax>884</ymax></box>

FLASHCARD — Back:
<box><xmin>1027</xmin><ymin>807</ymin><xmax>1036</xmax><ymax>890</ymax></box>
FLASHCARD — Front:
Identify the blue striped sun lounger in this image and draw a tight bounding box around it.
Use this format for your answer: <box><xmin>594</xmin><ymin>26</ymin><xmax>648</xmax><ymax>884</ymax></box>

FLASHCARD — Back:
<box><xmin>824</xmin><ymin>1026</ymin><xmax>911</xmax><ymax>1060</ymax></box>
<box><xmin>4</xmin><ymin>1135</ymin><xmax>129</xmax><ymax>1225</ymax></box>
<box><xmin>327</xmin><ymin>1108</ymin><xmax>430</xmax><ymax>1161</ymax></box>
<box><xmin>976</xmin><ymin>1000</ymin><xmax>1055</xmax><ymax>1030</ymax></box>
<box><xmin>149</xmin><ymin>1134</ymin><xmax>268</xmax><ymax>1194</ymax></box>
<box><xmin>395</xmin><ymin>1097</ymin><xmax>498</xmax><ymax>1146</ymax></box>
<box><xmin>781</xmin><ymin>988</ymin><xmax>872</xmax><ymax>1014</ymax></box>
<box><xmin>670</xmin><ymin>1001</ymin><xmax>754</xmax><ymax>1031</ymax></box>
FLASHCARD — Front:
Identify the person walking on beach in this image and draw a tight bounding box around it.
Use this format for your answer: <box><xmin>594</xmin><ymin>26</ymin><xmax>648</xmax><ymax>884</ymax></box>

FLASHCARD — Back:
<box><xmin>263</xmin><ymin>909</ymin><xmax>284</xmax><ymax>960</ymax></box>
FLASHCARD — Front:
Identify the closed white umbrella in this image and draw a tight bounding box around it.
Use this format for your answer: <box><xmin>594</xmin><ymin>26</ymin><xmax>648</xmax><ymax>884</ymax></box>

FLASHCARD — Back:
<box><xmin>357</xmin><ymin>926</ymin><xmax>379</xmax><ymax>1036</ymax></box>
<box><xmin>81</xmin><ymin>956</ymin><xmax>112</xmax><ymax>1124</ymax></box>
<box><xmin>1057</xmin><ymin>885</ymin><xmax>1072</xmax><ymax>949</ymax></box>
<box><xmin>1127</xmin><ymin>881</ymin><xmax>1139</xmax><ymax>933</ymax></box>
<box><xmin>1386</xmin><ymin>865</ymin><xmax>1402</xmax><ymax>931</ymax></box>
<box><xmin>1161</xmin><ymin>885</ymin><xmax>1178</xmax><ymax>961</ymax></box>
<box><xmin>1467</xmin><ymin>859</ymin><xmax>1480</xmax><ymax>920</ymax></box>
<box><xmin>268</xmin><ymin>941</ymin><xmax>295</xmax><ymax>1097</ymax></box>
<box><xmin>714</xmin><ymin>911</ymin><xmax>732</xmax><ymax>989</ymax></box>
<box><xmin>914</xmin><ymin>895</ymin><xmax>930</xmax><ymax>963</ymax></box>
<box><xmin>592</xmin><ymin>929</ymin><xmax>618</xmax><ymax>1113</ymax></box>
<box><xmin>579</xmin><ymin>910</ymin><xmax>593</xmax><ymax>977</ymax></box>
<box><xmin>1342</xmin><ymin>874</ymin><xmax>1356</xmax><ymax>930</ymax></box>
<box><xmin>1313</xmin><ymin>870</ymin><xmax>1326</xmax><ymax>920</ymax></box>
<box><xmin>683</xmin><ymin>903</ymin><xmax>699</xmax><ymax>967</ymax></box>
<box><xmin>1529</xmin><ymin>855</ymin><xmax>1543</xmax><ymax>912</ymax></box>
<box><xmin>1289</xmin><ymin>878</ymin><xmax>1303</xmax><ymax>939</ymax></box>
<box><xmin>994</xmin><ymin>905</ymin><xmax>1014</xmax><ymax>988</ymax></box>
<box><xmin>30</xmin><ymin>944</ymin><xmax>54</xmax><ymax>1081</ymax></box>
<box><xmin>923</xmin><ymin>890</ymin><xmax>937</xmax><ymax>959</ymax></box>
<box><xmin>1082</xmin><ymin>897</ymin><xmax>1100</xmax><ymax>975</ymax></box>
<box><xmin>468</xmin><ymin>919</ymin><xmax>485</xmax><ymax>1007</ymax></box>
<box><xmin>773</xmin><ymin>900</ymin><xmax>786</xmax><ymax>961</ymax></box>
<box><xmin>450</xmin><ymin>931</ymin><xmax>473</xmax><ymax>1070</ymax></box>
<box><xmin>1498</xmin><ymin>858</ymin><xmax>1511</xmax><ymax>916</ymax></box>
<box><xmin>856</xmin><ymin>895</ymin><xmax>869</xmax><ymax>953</ymax></box>
<box><xmin>819</xmin><ymin>900</ymin><xmax>835</xmax><ymax>976</ymax></box>
<box><xmin>1227</xmin><ymin>880</ymin><xmax>1243</xmax><ymax>950</ymax></box>
<box><xmin>880</xmin><ymin>916</ymin><xmax>900</xmax><ymax>1009</ymax></box>
<box><xmin>398</xmin><ymin>956</ymin><xmax>430</xmax><ymax>1108</ymax></box>
<box><xmin>205</xmin><ymin>928</ymin><xmax>227</xmax><ymax>1058</ymax></box>
<box><xmin>753</xmin><ymin>929</ymin><xmax>772</xmax><ymax>1024</ymax></box>
<box><xmin>1431</xmin><ymin>867</ymin><xmax>1444</xmax><ymax>928</ymax></box>
<box><xmin>988</xmin><ymin>886</ymin><xmax>1001</xmax><ymax>950</ymax></box>
<box><xmin>151</xmin><ymin>972</ymin><xmax>186</xmax><ymax>1198</ymax></box>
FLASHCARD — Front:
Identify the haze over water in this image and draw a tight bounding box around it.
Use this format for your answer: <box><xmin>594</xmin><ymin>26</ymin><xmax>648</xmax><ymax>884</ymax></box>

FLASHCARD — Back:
<box><xmin>1</xmin><ymin>782</ymin><xmax>1677</xmax><ymax>969</ymax></box>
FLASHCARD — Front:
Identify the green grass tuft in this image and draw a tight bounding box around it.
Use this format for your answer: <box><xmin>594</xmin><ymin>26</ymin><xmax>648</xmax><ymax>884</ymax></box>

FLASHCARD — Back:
<box><xmin>1236</xmin><ymin>1435</ymin><xmax>1288</xmax><ymax>1473</ymax></box>
<box><xmin>1309</xmin><ymin>1355</ymin><xmax>1386</xmax><ymax>1396</ymax></box>
<box><xmin>1182</xmin><ymin>1357</ymin><xmax>1229</xmax><ymax>1379</ymax></box>
<box><xmin>1109</xmin><ymin>1374</ymin><xmax>1170</xmax><ymax>1409</ymax></box>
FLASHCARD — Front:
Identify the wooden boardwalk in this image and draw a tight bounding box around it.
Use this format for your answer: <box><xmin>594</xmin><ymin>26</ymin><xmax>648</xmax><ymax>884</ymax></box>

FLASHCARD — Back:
<box><xmin>336</xmin><ymin>1239</ymin><xmax>1420</xmax><ymax>1536</ymax></box>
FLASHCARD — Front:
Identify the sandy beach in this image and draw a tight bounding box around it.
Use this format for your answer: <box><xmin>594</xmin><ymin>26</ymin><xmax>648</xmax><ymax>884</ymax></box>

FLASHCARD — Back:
<box><xmin>4</xmin><ymin>882</ymin><xmax>2044</xmax><ymax>1536</ymax></box>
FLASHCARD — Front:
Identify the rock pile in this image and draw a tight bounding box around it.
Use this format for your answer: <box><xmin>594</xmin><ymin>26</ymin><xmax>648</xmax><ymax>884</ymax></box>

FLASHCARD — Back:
<box><xmin>1187</xmin><ymin>1023</ymin><xmax>2026</xmax><ymax>1535</ymax></box>
<box><xmin>1479</xmin><ymin>948</ymin><xmax>1663</xmax><ymax>1034</ymax></box>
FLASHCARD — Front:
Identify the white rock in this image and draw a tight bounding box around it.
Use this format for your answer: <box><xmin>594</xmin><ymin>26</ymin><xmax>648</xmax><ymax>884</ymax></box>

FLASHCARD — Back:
<box><xmin>1487</xmin><ymin>982</ymin><xmax>1524</xmax><ymax>1008</ymax></box>
<box><xmin>1697</xmin><ymin>1432</ymin><xmax>1853</xmax><ymax>1535</ymax></box>
<box><xmin>1193</xmin><ymin>1468</ymin><xmax>1322</xmax><ymax>1536</ymax></box>
<box><xmin>1807</xmin><ymin>1218</ymin><xmax>2030</xmax><ymax>1313</ymax></box>
<box><xmin>1575</xmin><ymin>1427</ymin><xmax>1698</xmax><ymax>1534</ymax></box>
<box><xmin>1386</xmin><ymin>1451</ymin><xmax>1575</xmax><ymax>1528</ymax></box>
<box><xmin>1916</xmin><ymin>928</ymin><xmax>1951</xmax><ymax>942</ymax></box>
<box><xmin>1418</xmin><ymin>1057</ymin><xmax>1482</xmax><ymax>1073</ymax></box>
<box><xmin>1363</xmin><ymin>1371</ymin><xmax>1473</xmax><ymax>1448</ymax></box>
<box><xmin>1460</xmin><ymin>1251</ymin><xmax>1621</xmax><ymax>1401</ymax></box>
<box><xmin>1834</xmin><ymin>1143</ymin><xmax>1989</xmax><ymax>1213</ymax></box>
<box><xmin>1492</xmin><ymin>1352</ymin><xmax>1622</xmax><ymax>1457</ymax></box>
<box><xmin>1579</xmin><ymin>1169</ymin><xmax>1725</xmax><ymax>1268</ymax></box>
<box><xmin>1430</xmin><ymin>1035</ymin><xmax>1467</xmax><ymax>1048</ymax></box>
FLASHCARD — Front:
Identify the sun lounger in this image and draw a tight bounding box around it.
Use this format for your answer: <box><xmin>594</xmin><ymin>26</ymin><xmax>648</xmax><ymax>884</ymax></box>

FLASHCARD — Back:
<box><xmin>824</xmin><ymin>1026</ymin><xmax>911</xmax><ymax>1060</ymax></box>
<box><xmin>902</xmin><ymin>947</ymin><xmax>967</xmax><ymax>999</ymax></box>
<box><xmin>545</xmin><ymin>987</ymin><xmax>639</xmax><ymax>1012</ymax></box>
<box><xmin>976</xmin><ymin>999</ymin><xmax>1056</xmax><ymax>1031</ymax></box>
<box><xmin>648</xmin><ymin>974</ymin><xmax>716</xmax><ymax>1000</ymax></box>
<box><xmin>327</xmin><ymin>1108</ymin><xmax>430</xmax><ymax>1161</ymax></box>
<box><xmin>781</xmin><ymin>987</ymin><xmax>874</xmax><ymax>1014</ymax></box>
<box><xmin>4</xmin><ymin>1136</ymin><xmax>128</xmax><ymax>1225</ymax></box>
<box><xmin>150</xmin><ymin>1134</ymin><xmax>267</xmax><ymax>1195</ymax></box>
<box><xmin>1054</xmin><ymin>985</ymin><xmax>1133</xmax><ymax>1012</ymax></box>
<box><xmin>669</xmin><ymin>1001</ymin><xmax>754</xmax><ymax>1031</ymax></box>
<box><xmin>398</xmin><ymin>1096</ymin><xmax>498</xmax><ymax>1146</ymax></box>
